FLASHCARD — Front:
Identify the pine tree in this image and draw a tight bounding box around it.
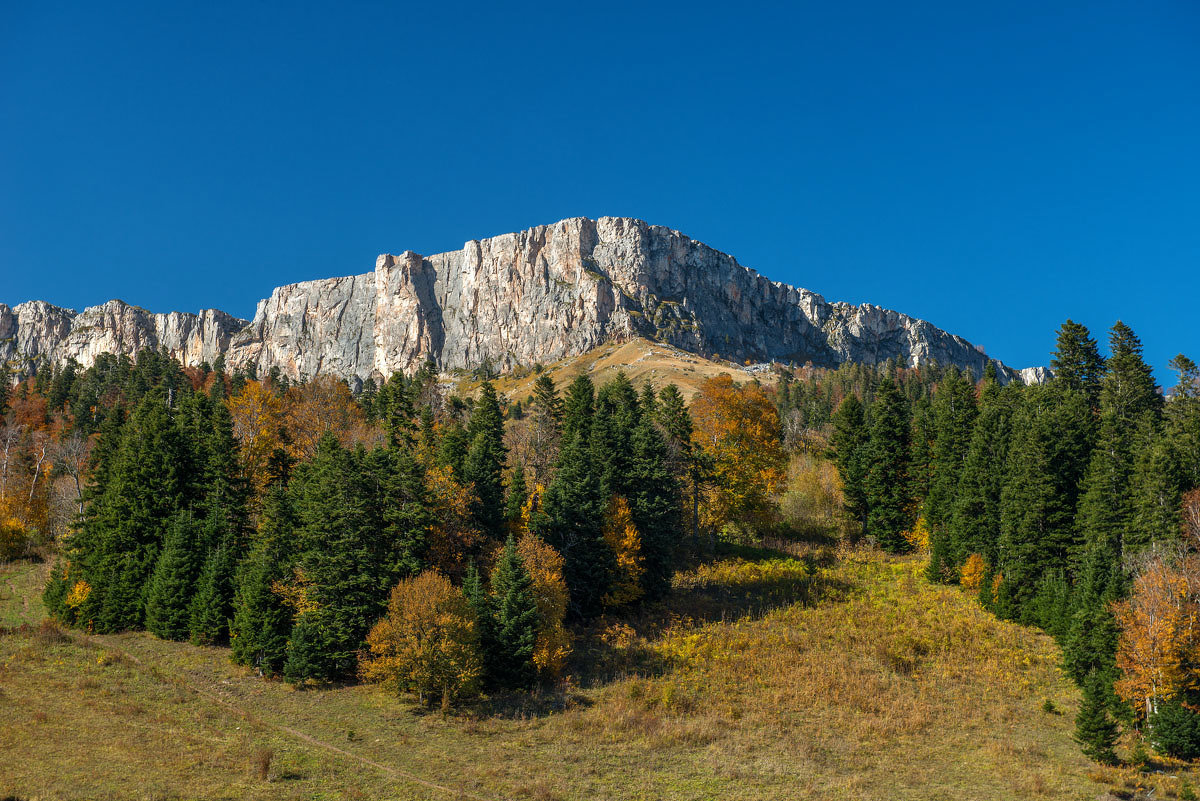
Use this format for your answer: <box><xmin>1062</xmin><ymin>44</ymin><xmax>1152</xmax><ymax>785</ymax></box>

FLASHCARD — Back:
<box><xmin>656</xmin><ymin>384</ymin><xmax>699</xmax><ymax>543</ymax></box>
<box><xmin>1051</xmin><ymin>320</ymin><xmax>1106</xmax><ymax>407</ymax></box>
<box><xmin>144</xmin><ymin>511</ymin><xmax>203</xmax><ymax>641</ymax></box>
<box><xmin>627</xmin><ymin>401</ymin><xmax>681</xmax><ymax>600</ymax></box>
<box><xmin>463</xmin><ymin>381</ymin><xmax>507</xmax><ymax>539</ymax></box>
<box><xmin>995</xmin><ymin>388</ymin><xmax>1076</xmax><ymax>621</ymax></box>
<box><xmin>188</xmin><ymin>515</ymin><xmax>240</xmax><ymax>645</ymax></box>
<box><xmin>864</xmin><ymin>379</ymin><xmax>912</xmax><ymax>552</ymax></box>
<box><xmin>381</xmin><ymin>449</ymin><xmax>430</xmax><ymax>579</ymax></box>
<box><xmin>1075</xmin><ymin>669</ymin><xmax>1120</xmax><ymax>765</ymax></box>
<box><xmin>488</xmin><ymin>537</ymin><xmax>538</xmax><ymax>690</ymax></box>
<box><xmin>76</xmin><ymin>390</ymin><xmax>191</xmax><ymax>632</ymax></box>
<box><xmin>1076</xmin><ymin>322</ymin><xmax>1162</xmax><ymax>562</ymax></box>
<box><xmin>830</xmin><ymin>394</ymin><xmax>869</xmax><ymax>537</ymax></box>
<box><xmin>925</xmin><ymin>367</ymin><xmax>978</xmax><ymax>530</ymax></box>
<box><xmin>505</xmin><ymin>462</ymin><xmax>528</xmax><ymax>528</ymax></box>
<box><xmin>284</xmin><ymin>434</ymin><xmax>391</xmax><ymax>681</ymax></box>
<box><xmin>462</xmin><ymin>559</ymin><xmax>496</xmax><ymax>675</ymax></box>
<box><xmin>534</xmin><ymin>375</ymin><xmax>614</xmax><ymax>619</ymax></box>
<box><xmin>231</xmin><ymin>483</ymin><xmax>295</xmax><ymax>675</ymax></box>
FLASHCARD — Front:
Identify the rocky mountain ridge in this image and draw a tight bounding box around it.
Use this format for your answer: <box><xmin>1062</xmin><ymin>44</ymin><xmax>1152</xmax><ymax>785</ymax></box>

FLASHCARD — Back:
<box><xmin>2</xmin><ymin>217</ymin><xmax>1044</xmax><ymax>384</ymax></box>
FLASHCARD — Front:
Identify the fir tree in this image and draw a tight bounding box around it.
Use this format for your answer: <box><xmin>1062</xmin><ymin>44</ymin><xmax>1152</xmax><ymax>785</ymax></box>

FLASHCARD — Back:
<box><xmin>231</xmin><ymin>483</ymin><xmax>296</xmax><ymax>675</ymax></box>
<box><xmin>864</xmin><ymin>378</ymin><xmax>912</xmax><ymax>552</ymax></box>
<box><xmin>505</xmin><ymin>462</ymin><xmax>528</xmax><ymax>527</ymax></box>
<box><xmin>830</xmin><ymin>394</ymin><xmax>869</xmax><ymax>537</ymax></box>
<box><xmin>488</xmin><ymin>537</ymin><xmax>538</xmax><ymax>690</ymax></box>
<box><xmin>144</xmin><ymin>511</ymin><xmax>203</xmax><ymax>641</ymax></box>
<box><xmin>1050</xmin><ymin>320</ymin><xmax>1106</xmax><ymax>406</ymax></box>
<box><xmin>463</xmin><ymin>381</ymin><xmax>508</xmax><ymax>538</ymax></box>
<box><xmin>535</xmin><ymin>375</ymin><xmax>614</xmax><ymax>619</ymax></box>
<box><xmin>462</xmin><ymin>560</ymin><xmax>497</xmax><ymax>684</ymax></box>
<box><xmin>1075</xmin><ymin>669</ymin><xmax>1120</xmax><ymax>765</ymax></box>
<box><xmin>627</xmin><ymin>401</ymin><xmax>681</xmax><ymax>600</ymax></box>
<box><xmin>925</xmin><ymin>367</ymin><xmax>978</xmax><ymax>530</ymax></box>
<box><xmin>188</xmin><ymin>516</ymin><xmax>240</xmax><ymax>645</ymax></box>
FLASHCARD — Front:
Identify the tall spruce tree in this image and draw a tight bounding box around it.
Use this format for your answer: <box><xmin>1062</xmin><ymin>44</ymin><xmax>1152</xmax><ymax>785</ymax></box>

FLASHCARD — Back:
<box><xmin>1050</xmin><ymin>320</ymin><xmax>1106</xmax><ymax>407</ymax></box>
<box><xmin>463</xmin><ymin>381</ymin><xmax>508</xmax><ymax>539</ymax></box>
<box><xmin>830</xmin><ymin>394</ymin><xmax>869</xmax><ymax>537</ymax></box>
<box><xmin>488</xmin><ymin>537</ymin><xmax>539</xmax><ymax>690</ymax></box>
<box><xmin>534</xmin><ymin>375</ymin><xmax>614</xmax><ymax>619</ymax></box>
<box><xmin>1075</xmin><ymin>669</ymin><xmax>1121</xmax><ymax>765</ymax></box>
<box><xmin>995</xmin><ymin>388</ymin><xmax>1076</xmax><ymax>622</ymax></box>
<box><xmin>863</xmin><ymin>378</ymin><xmax>912</xmax><ymax>552</ymax></box>
<box><xmin>144</xmin><ymin>511</ymin><xmax>204</xmax><ymax>641</ymax></box>
<box><xmin>231</xmin><ymin>482</ymin><xmax>296</xmax><ymax>675</ymax></box>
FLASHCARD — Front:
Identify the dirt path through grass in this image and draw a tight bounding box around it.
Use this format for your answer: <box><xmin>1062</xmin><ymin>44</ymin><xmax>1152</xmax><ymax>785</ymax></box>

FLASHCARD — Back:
<box><xmin>80</xmin><ymin>632</ymin><xmax>511</xmax><ymax>801</ymax></box>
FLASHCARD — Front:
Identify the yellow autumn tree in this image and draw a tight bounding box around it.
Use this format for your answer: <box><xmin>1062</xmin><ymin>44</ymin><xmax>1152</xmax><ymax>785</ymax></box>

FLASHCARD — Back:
<box><xmin>284</xmin><ymin>376</ymin><xmax>373</xmax><ymax>460</ymax></box>
<box><xmin>960</xmin><ymin>553</ymin><xmax>986</xmax><ymax>592</ymax></box>
<box><xmin>228</xmin><ymin>380</ymin><xmax>285</xmax><ymax>498</ymax></box>
<box><xmin>1114</xmin><ymin>548</ymin><xmax>1200</xmax><ymax>720</ymax></box>
<box><xmin>516</xmin><ymin>532</ymin><xmax>573</xmax><ymax>679</ymax></box>
<box><xmin>902</xmin><ymin>515</ymin><xmax>931</xmax><ymax>551</ymax></box>
<box><xmin>424</xmin><ymin>465</ymin><xmax>486</xmax><ymax>580</ymax></box>
<box><xmin>602</xmin><ymin>496</ymin><xmax>644</xmax><ymax>607</ymax></box>
<box><xmin>689</xmin><ymin>375</ymin><xmax>785</xmax><ymax>538</ymax></box>
<box><xmin>359</xmin><ymin>571</ymin><xmax>482</xmax><ymax>709</ymax></box>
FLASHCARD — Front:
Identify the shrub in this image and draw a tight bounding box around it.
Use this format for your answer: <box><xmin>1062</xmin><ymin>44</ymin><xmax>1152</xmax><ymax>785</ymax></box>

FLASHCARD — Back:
<box><xmin>1151</xmin><ymin>697</ymin><xmax>1200</xmax><ymax>760</ymax></box>
<box><xmin>359</xmin><ymin>571</ymin><xmax>482</xmax><ymax>709</ymax></box>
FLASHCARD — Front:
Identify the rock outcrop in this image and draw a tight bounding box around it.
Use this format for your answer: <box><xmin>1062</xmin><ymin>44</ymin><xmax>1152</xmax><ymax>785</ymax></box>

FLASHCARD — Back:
<box><xmin>2</xmin><ymin>217</ymin><xmax>1044</xmax><ymax>383</ymax></box>
<box><xmin>0</xmin><ymin>299</ymin><xmax>245</xmax><ymax>375</ymax></box>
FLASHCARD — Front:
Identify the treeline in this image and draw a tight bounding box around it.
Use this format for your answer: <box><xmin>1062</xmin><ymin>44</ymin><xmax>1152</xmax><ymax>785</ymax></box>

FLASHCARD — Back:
<box><xmin>827</xmin><ymin>320</ymin><xmax>1200</xmax><ymax>763</ymax></box>
<box><xmin>27</xmin><ymin>351</ymin><xmax>785</xmax><ymax>705</ymax></box>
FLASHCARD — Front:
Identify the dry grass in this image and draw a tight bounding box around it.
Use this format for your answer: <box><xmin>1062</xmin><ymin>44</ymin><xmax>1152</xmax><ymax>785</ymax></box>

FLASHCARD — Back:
<box><xmin>459</xmin><ymin>337</ymin><xmax>778</xmax><ymax>403</ymax></box>
<box><xmin>0</xmin><ymin>546</ymin><xmax>1153</xmax><ymax>800</ymax></box>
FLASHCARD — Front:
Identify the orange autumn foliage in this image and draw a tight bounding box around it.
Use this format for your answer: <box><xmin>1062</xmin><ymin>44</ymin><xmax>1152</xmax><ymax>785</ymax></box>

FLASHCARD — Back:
<box><xmin>960</xmin><ymin>553</ymin><xmax>986</xmax><ymax>592</ymax></box>
<box><xmin>424</xmin><ymin>465</ymin><xmax>486</xmax><ymax>580</ymax></box>
<box><xmin>602</xmin><ymin>496</ymin><xmax>645</xmax><ymax>607</ymax></box>
<box><xmin>284</xmin><ymin>376</ymin><xmax>375</xmax><ymax>460</ymax></box>
<box><xmin>228</xmin><ymin>380</ymin><xmax>285</xmax><ymax>498</ymax></box>
<box><xmin>689</xmin><ymin>375</ymin><xmax>785</xmax><ymax>537</ymax></box>
<box><xmin>515</xmin><ymin>532</ymin><xmax>573</xmax><ymax>678</ymax></box>
<box><xmin>1114</xmin><ymin>546</ymin><xmax>1200</xmax><ymax>720</ymax></box>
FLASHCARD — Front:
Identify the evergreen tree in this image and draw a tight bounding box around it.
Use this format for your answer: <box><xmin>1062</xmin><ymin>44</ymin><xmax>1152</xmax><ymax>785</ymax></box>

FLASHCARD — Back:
<box><xmin>1075</xmin><ymin>669</ymin><xmax>1120</xmax><ymax>765</ymax></box>
<box><xmin>863</xmin><ymin>378</ymin><xmax>912</xmax><ymax>552</ymax></box>
<box><xmin>75</xmin><ymin>391</ymin><xmax>191</xmax><ymax>632</ymax></box>
<box><xmin>534</xmin><ymin>375</ymin><xmax>614</xmax><ymax>619</ymax></box>
<box><xmin>381</xmin><ymin>449</ymin><xmax>430</xmax><ymax>579</ymax></box>
<box><xmin>1050</xmin><ymin>320</ymin><xmax>1106</xmax><ymax>406</ymax></box>
<box><xmin>830</xmin><ymin>394</ymin><xmax>869</xmax><ymax>537</ymax></box>
<box><xmin>488</xmin><ymin>537</ymin><xmax>538</xmax><ymax>690</ymax></box>
<box><xmin>463</xmin><ymin>381</ymin><xmax>508</xmax><ymax>538</ymax></box>
<box><xmin>627</xmin><ymin>401</ymin><xmax>681</xmax><ymax>600</ymax></box>
<box><xmin>925</xmin><ymin>367</ymin><xmax>978</xmax><ymax>530</ymax></box>
<box><xmin>462</xmin><ymin>560</ymin><xmax>497</xmax><ymax>684</ymax></box>
<box><xmin>144</xmin><ymin>511</ymin><xmax>204</xmax><ymax>641</ymax></box>
<box><xmin>531</xmin><ymin>373</ymin><xmax>563</xmax><ymax>423</ymax></box>
<box><xmin>188</xmin><ymin>514</ymin><xmax>240</xmax><ymax>645</ymax></box>
<box><xmin>231</xmin><ymin>483</ymin><xmax>296</xmax><ymax>675</ymax></box>
<box><xmin>656</xmin><ymin>384</ymin><xmax>699</xmax><ymax>542</ymax></box>
<box><xmin>1076</xmin><ymin>322</ymin><xmax>1162</xmax><ymax>562</ymax></box>
<box><xmin>995</xmin><ymin>388</ymin><xmax>1076</xmax><ymax>621</ymax></box>
<box><xmin>505</xmin><ymin>462</ymin><xmax>528</xmax><ymax>527</ymax></box>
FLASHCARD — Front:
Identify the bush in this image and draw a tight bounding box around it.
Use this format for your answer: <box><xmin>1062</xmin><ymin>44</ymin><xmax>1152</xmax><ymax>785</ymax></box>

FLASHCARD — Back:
<box><xmin>1151</xmin><ymin>697</ymin><xmax>1200</xmax><ymax>760</ymax></box>
<box><xmin>359</xmin><ymin>571</ymin><xmax>482</xmax><ymax>709</ymax></box>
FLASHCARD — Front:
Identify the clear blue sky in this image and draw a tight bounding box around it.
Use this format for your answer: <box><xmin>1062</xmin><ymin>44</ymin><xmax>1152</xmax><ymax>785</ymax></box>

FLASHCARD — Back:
<box><xmin>2</xmin><ymin>1</ymin><xmax>1197</xmax><ymax>381</ymax></box>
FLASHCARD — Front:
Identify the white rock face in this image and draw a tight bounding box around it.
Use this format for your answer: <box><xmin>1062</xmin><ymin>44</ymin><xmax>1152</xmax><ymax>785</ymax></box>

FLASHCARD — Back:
<box><xmin>225</xmin><ymin>216</ymin><xmax>1029</xmax><ymax>382</ymax></box>
<box><xmin>0</xmin><ymin>299</ymin><xmax>245</xmax><ymax>374</ymax></box>
<box><xmin>4</xmin><ymin>217</ymin><xmax>1041</xmax><ymax>383</ymax></box>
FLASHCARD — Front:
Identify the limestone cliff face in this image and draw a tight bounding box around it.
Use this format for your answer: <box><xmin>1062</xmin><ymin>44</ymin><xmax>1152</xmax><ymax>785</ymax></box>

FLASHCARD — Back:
<box><xmin>224</xmin><ymin>216</ymin><xmax>1027</xmax><ymax>382</ymax></box>
<box><xmin>0</xmin><ymin>299</ymin><xmax>245</xmax><ymax>374</ymax></box>
<box><xmin>4</xmin><ymin>217</ymin><xmax>1041</xmax><ymax>382</ymax></box>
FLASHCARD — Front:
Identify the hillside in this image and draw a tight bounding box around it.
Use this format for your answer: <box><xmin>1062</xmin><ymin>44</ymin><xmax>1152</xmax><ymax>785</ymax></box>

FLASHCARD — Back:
<box><xmin>460</xmin><ymin>338</ymin><xmax>778</xmax><ymax>403</ymax></box>
<box><xmin>0</xmin><ymin>546</ymin><xmax>1140</xmax><ymax>801</ymax></box>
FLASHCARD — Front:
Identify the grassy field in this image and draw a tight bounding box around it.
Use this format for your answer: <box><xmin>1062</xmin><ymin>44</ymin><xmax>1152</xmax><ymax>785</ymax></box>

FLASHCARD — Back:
<box><xmin>0</xmin><ymin>544</ymin><xmax>1172</xmax><ymax>801</ymax></box>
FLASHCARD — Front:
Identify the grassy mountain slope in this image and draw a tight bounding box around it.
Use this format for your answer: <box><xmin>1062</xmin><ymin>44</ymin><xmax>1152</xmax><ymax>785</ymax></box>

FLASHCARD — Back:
<box><xmin>0</xmin><ymin>544</ymin><xmax>1127</xmax><ymax>801</ymax></box>
<box><xmin>457</xmin><ymin>337</ymin><xmax>777</xmax><ymax>402</ymax></box>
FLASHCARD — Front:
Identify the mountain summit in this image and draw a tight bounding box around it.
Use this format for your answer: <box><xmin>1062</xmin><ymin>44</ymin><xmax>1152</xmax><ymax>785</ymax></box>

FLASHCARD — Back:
<box><xmin>0</xmin><ymin>217</ymin><xmax>1040</xmax><ymax>383</ymax></box>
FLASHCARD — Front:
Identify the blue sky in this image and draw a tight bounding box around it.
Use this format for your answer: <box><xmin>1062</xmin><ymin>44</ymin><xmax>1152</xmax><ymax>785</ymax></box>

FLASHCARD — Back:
<box><xmin>2</xmin><ymin>1</ymin><xmax>1197</xmax><ymax>381</ymax></box>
